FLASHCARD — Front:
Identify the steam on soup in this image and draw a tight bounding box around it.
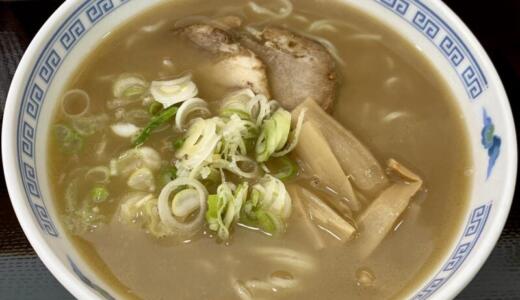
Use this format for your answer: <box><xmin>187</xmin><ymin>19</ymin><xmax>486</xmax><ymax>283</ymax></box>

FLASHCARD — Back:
<box><xmin>48</xmin><ymin>0</ymin><xmax>472</xmax><ymax>299</ymax></box>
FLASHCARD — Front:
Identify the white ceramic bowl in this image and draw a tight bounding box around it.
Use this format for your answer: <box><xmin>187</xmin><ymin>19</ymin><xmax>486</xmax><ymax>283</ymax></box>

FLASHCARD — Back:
<box><xmin>2</xmin><ymin>0</ymin><xmax>517</xmax><ymax>299</ymax></box>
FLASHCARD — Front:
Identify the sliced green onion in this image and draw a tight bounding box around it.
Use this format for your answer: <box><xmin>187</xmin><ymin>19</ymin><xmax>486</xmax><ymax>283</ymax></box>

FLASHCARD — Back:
<box><xmin>150</xmin><ymin>75</ymin><xmax>197</xmax><ymax>108</ymax></box>
<box><xmin>159</xmin><ymin>166</ymin><xmax>177</xmax><ymax>187</ymax></box>
<box><xmin>200</xmin><ymin>167</ymin><xmax>221</xmax><ymax>194</ymax></box>
<box><xmin>272</xmin><ymin>108</ymin><xmax>306</xmax><ymax>157</ymax></box>
<box><xmin>256</xmin><ymin>118</ymin><xmax>277</xmax><ymax>162</ymax></box>
<box><xmin>72</xmin><ymin>114</ymin><xmax>109</xmax><ymax>136</ymax></box>
<box><xmin>220</xmin><ymin>88</ymin><xmax>255</xmax><ymax>119</ymax></box>
<box><xmin>272</xmin><ymin>109</ymin><xmax>291</xmax><ymax>150</ymax></box>
<box><xmin>256</xmin><ymin>210</ymin><xmax>283</xmax><ymax>235</ymax></box>
<box><xmin>157</xmin><ymin>177</ymin><xmax>208</xmax><ymax>235</ymax></box>
<box><xmin>119</xmin><ymin>193</ymin><xmax>170</xmax><ymax>238</ymax></box>
<box><xmin>221</xmin><ymin>109</ymin><xmax>251</xmax><ymax>120</ymax></box>
<box><xmin>61</xmin><ymin>89</ymin><xmax>90</xmax><ymax>118</ymax></box>
<box><xmin>65</xmin><ymin>177</ymin><xmax>80</xmax><ymax>212</ymax></box>
<box><xmin>124</xmin><ymin>85</ymin><xmax>146</xmax><ymax>98</ymax></box>
<box><xmin>240</xmin><ymin>174</ymin><xmax>291</xmax><ymax>236</ymax></box>
<box><xmin>175</xmin><ymin>98</ymin><xmax>210</xmax><ymax>130</ymax></box>
<box><xmin>172</xmin><ymin>188</ymin><xmax>200</xmax><ymax>218</ymax></box>
<box><xmin>64</xmin><ymin>202</ymin><xmax>105</xmax><ymax>234</ymax></box>
<box><xmin>111</xmin><ymin>122</ymin><xmax>140</xmax><ymax>138</ymax></box>
<box><xmin>148</xmin><ymin>101</ymin><xmax>163</xmax><ymax>115</ymax></box>
<box><xmin>111</xmin><ymin>147</ymin><xmax>162</xmax><ymax>176</ymax></box>
<box><xmin>206</xmin><ymin>182</ymin><xmax>248</xmax><ymax>240</ymax></box>
<box><xmin>173</xmin><ymin>138</ymin><xmax>185</xmax><ymax>150</ymax></box>
<box><xmin>255</xmin><ymin>108</ymin><xmax>291</xmax><ymax>162</ymax></box>
<box><xmin>133</xmin><ymin>105</ymin><xmax>178</xmax><ymax>146</ymax></box>
<box><xmin>53</xmin><ymin>124</ymin><xmax>84</xmax><ymax>154</ymax></box>
<box><xmin>113</xmin><ymin>74</ymin><xmax>148</xmax><ymax>99</ymax></box>
<box><xmin>127</xmin><ymin>167</ymin><xmax>156</xmax><ymax>192</ymax></box>
<box><xmin>243</xmin><ymin>188</ymin><xmax>261</xmax><ymax>220</ymax></box>
<box><xmin>141</xmin><ymin>196</ymin><xmax>170</xmax><ymax>238</ymax></box>
<box><xmin>206</xmin><ymin>195</ymin><xmax>220</xmax><ymax>230</ymax></box>
<box><xmin>269</xmin><ymin>156</ymin><xmax>298</xmax><ymax>181</ymax></box>
<box><xmin>123</xmin><ymin>109</ymin><xmax>151</xmax><ymax>127</ymax></box>
<box><xmin>90</xmin><ymin>186</ymin><xmax>109</xmax><ymax>203</ymax></box>
<box><xmin>175</xmin><ymin>118</ymin><xmax>220</xmax><ymax>171</ymax></box>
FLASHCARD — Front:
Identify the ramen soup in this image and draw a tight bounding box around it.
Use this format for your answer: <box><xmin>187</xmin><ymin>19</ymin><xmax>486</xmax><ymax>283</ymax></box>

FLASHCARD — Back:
<box><xmin>48</xmin><ymin>0</ymin><xmax>472</xmax><ymax>299</ymax></box>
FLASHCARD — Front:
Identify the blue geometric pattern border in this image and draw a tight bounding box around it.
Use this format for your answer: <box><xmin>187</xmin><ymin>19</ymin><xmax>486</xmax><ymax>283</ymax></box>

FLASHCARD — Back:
<box><xmin>14</xmin><ymin>0</ymin><xmax>496</xmax><ymax>299</ymax></box>
<box><xmin>68</xmin><ymin>257</ymin><xmax>115</xmax><ymax>300</ymax></box>
<box><xmin>412</xmin><ymin>203</ymin><xmax>492</xmax><ymax>299</ymax></box>
<box><xmin>375</xmin><ymin>0</ymin><xmax>488</xmax><ymax>100</ymax></box>
<box><xmin>16</xmin><ymin>0</ymin><xmax>130</xmax><ymax>238</ymax></box>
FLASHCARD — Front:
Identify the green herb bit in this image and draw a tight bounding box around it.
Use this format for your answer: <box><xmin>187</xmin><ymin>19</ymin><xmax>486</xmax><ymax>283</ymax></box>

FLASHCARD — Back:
<box><xmin>133</xmin><ymin>105</ymin><xmax>178</xmax><ymax>146</ymax></box>
<box><xmin>159</xmin><ymin>166</ymin><xmax>177</xmax><ymax>187</ymax></box>
<box><xmin>90</xmin><ymin>186</ymin><xmax>109</xmax><ymax>203</ymax></box>
<box><xmin>64</xmin><ymin>202</ymin><xmax>105</xmax><ymax>235</ymax></box>
<box><xmin>220</xmin><ymin>108</ymin><xmax>250</xmax><ymax>120</ymax></box>
<box><xmin>148</xmin><ymin>101</ymin><xmax>163</xmax><ymax>115</ymax></box>
<box><xmin>123</xmin><ymin>85</ymin><xmax>146</xmax><ymax>98</ymax></box>
<box><xmin>256</xmin><ymin>108</ymin><xmax>291</xmax><ymax>162</ymax></box>
<box><xmin>256</xmin><ymin>210</ymin><xmax>283</xmax><ymax>235</ymax></box>
<box><xmin>173</xmin><ymin>137</ymin><xmax>185</xmax><ymax>150</ymax></box>
<box><xmin>54</xmin><ymin>124</ymin><xmax>84</xmax><ymax>154</ymax></box>
<box><xmin>270</xmin><ymin>156</ymin><xmax>298</xmax><ymax>181</ymax></box>
<box><xmin>206</xmin><ymin>182</ymin><xmax>248</xmax><ymax>240</ymax></box>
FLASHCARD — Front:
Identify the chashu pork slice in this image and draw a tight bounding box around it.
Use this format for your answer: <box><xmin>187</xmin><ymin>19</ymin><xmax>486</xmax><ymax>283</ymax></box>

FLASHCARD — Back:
<box><xmin>174</xmin><ymin>24</ymin><xmax>270</xmax><ymax>97</ymax></box>
<box><xmin>240</xmin><ymin>27</ymin><xmax>337</xmax><ymax>111</ymax></box>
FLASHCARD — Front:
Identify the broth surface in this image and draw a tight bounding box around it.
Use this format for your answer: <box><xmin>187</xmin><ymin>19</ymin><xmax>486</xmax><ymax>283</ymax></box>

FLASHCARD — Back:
<box><xmin>48</xmin><ymin>0</ymin><xmax>472</xmax><ymax>299</ymax></box>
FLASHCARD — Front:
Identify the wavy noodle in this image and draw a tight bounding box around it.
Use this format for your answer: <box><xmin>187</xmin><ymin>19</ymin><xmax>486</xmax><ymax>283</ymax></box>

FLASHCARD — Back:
<box><xmin>292</xmin><ymin>14</ymin><xmax>310</xmax><ymax>24</ymax></box>
<box><xmin>248</xmin><ymin>0</ymin><xmax>293</xmax><ymax>19</ymax></box>
<box><xmin>293</xmin><ymin>30</ymin><xmax>346</xmax><ymax>66</ymax></box>
<box><xmin>252</xmin><ymin>247</ymin><xmax>315</xmax><ymax>271</ymax></box>
<box><xmin>174</xmin><ymin>15</ymin><xmax>215</xmax><ymax>28</ymax></box>
<box><xmin>381</xmin><ymin>111</ymin><xmax>410</xmax><ymax>123</ymax></box>
<box><xmin>269</xmin><ymin>271</ymin><xmax>298</xmax><ymax>289</ymax></box>
<box><xmin>247</xmin><ymin>0</ymin><xmax>293</xmax><ymax>26</ymax></box>
<box><xmin>308</xmin><ymin>19</ymin><xmax>361</xmax><ymax>33</ymax></box>
<box><xmin>385</xmin><ymin>55</ymin><xmax>396</xmax><ymax>70</ymax></box>
<box><xmin>141</xmin><ymin>20</ymin><xmax>167</xmax><ymax>33</ymax></box>
<box><xmin>346</xmin><ymin>33</ymin><xmax>383</xmax><ymax>42</ymax></box>
<box><xmin>231</xmin><ymin>279</ymin><xmax>253</xmax><ymax>300</ymax></box>
<box><xmin>174</xmin><ymin>15</ymin><xmax>242</xmax><ymax>31</ymax></box>
<box><xmin>214</xmin><ymin>5</ymin><xmax>247</xmax><ymax>18</ymax></box>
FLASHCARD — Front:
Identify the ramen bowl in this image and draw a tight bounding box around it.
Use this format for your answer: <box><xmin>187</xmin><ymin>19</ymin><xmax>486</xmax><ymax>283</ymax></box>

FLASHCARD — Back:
<box><xmin>2</xmin><ymin>0</ymin><xmax>516</xmax><ymax>299</ymax></box>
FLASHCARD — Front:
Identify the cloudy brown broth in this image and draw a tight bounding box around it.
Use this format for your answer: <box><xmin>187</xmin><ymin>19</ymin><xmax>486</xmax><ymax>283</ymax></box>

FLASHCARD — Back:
<box><xmin>48</xmin><ymin>0</ymin><xmax>472</xmax><ymax>299</ymax></box>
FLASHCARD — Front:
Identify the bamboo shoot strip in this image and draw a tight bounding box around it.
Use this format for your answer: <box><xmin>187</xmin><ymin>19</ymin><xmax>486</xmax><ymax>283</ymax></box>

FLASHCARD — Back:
<box><xmin>286</xmin><ymin>184</ymin><xmax>327</xmax><ymax>250</ymax></box>
<box><xmin>356</xmin><ymin>159</ymin><xmax>423</xmax><ymax>259</ymax></box>
<box><xmin>294</xmin><ymin>120</ymin><xmax>360</xmax><ymax>211</ymax></box>
<box><xmin>298</xmin><ymin>186</ymin><xmax>357</xmax><ymax>242</ymax></box>
<box><xmin>292</xmin><ymin>99</ymin><xmax>389</xmax><ymax>196</ymax></box>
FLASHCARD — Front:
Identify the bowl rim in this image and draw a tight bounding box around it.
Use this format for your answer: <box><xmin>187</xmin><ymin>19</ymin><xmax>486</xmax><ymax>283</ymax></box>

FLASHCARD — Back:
<box><xmin>1</xmin><ymin>0</ymin><xmax>517</xmax><ymax>299</ymax></box>
<box><xmin>413</xmin><ymin>1</ymin><xmax>517</xmax><ymax>298</ymax></box>
<box><xmin>1</xmin><ymin>1</ymin><xmax>103</xmax><ymax>299</ymax></box>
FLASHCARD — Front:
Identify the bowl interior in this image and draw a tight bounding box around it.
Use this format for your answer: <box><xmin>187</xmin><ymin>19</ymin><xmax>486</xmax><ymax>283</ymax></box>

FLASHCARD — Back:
<box><xmin>2</xmin><ymin>0</ymin><xmax>516</xmax><ymax>299</ymax></box>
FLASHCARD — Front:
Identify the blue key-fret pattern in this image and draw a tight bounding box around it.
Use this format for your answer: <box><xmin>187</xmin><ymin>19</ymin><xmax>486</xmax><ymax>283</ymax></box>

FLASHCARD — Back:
<box><xmin>376</xmin><ymin>0</ymin><xmax>488</xmax><ymax>99</ymax></box>
<box><xmin>13</xmin><ymin>0</ymin><xmax>498</xmax><ymax>299</ymax></box>
<box><xmin>412</xmin><ymin>204</ymin><xmax>492</xmax><ymax>299</ymax></box>
<box><xmin>15</xmin><ymin>0</ymin><xmax>130</xmax><ymax>298</ymax></box>
<box><xmin>412</xmin><ymin>11</ymin><xmax>440</xmax><ymax>39</ymax></box>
